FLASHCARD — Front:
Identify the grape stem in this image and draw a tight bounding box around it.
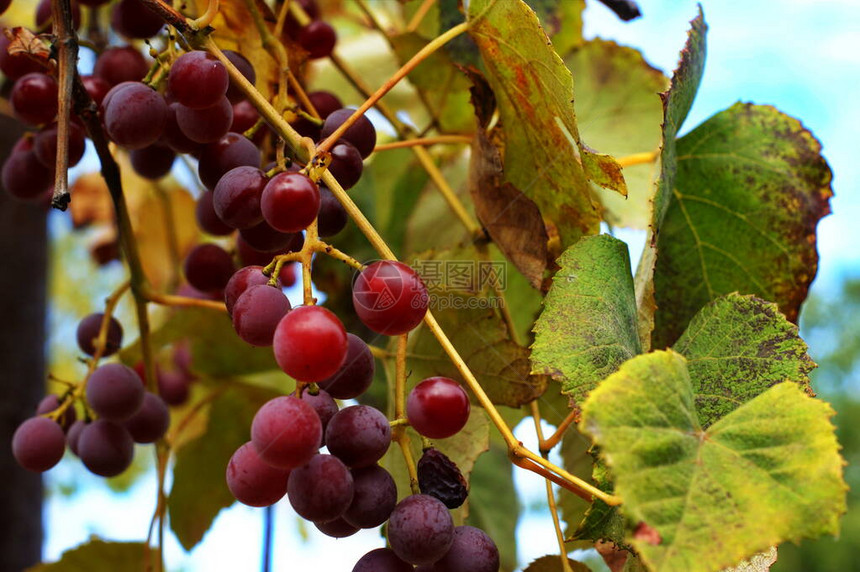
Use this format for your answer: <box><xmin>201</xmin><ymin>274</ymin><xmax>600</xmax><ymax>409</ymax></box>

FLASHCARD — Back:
<box><xmin>405</xmin><ymin>0</ymin><xmax>438</xmax><ymax>33</ymax></box>
<box><xmin>617</xmin><ymin>150</ymin><xmax>658</xmax><ymax>167</ymax></box>
<box><xmin>373</xmin><ymin>136</ymin><xmax>473</xmax><ymax>152</ymax></box>
<box><xmin>539</xmin><ymin>408</ymin><xmax>580</xmax><ymax>455</ymax></box>
<box><xmin>530</xmin><ymin>401</ymin><xmax>576</xmax><ymax>572</ymax></box>
<box><xmin>394</xmin><ymin>333</ymin><xmax>420</xmax><ymax>494</ymax></box>
<box><xmin>49</xmin><ymin>0</ymin><xmax>78</xmax><ymax>211</ymax></box>
<box><xmin>145</xmin><ymin>291</ymin><xmax>227</xmax><ymax>312</ymax></box>
<box><xmin>188</xmin><ymin>0</ymin><xmax>219</xmax><ymax>30</ymax></box>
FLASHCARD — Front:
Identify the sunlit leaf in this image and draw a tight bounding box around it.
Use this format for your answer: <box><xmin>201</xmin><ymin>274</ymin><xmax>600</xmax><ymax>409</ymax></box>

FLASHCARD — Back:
<box><xmin>581</xmin><ymin>351</ymin><xmax>846</xmax><ymax>572</ymax></box>
<box><xmin>28</xmin><ymin>539</ymin><xmax>155</xmax><ymax>571</ymax></box>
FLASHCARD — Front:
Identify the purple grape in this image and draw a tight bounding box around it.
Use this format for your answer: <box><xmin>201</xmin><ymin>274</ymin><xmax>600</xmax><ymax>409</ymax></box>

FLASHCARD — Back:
<box><xmin>231</xmin><ymin>284</ymin><xmax>291</xmax><ymax>346</ymax></box>
<box><xmin>251</xmin><ymin>396</ymin><xmax>321</xmax><ymax>469</ymax></box>
<box><xmin>162</xmin><ymin>102</ymin><xmax>203</xmax><ymax>154</ymax></box>
<box><xmin>223</xmin><ymin>50</ymin><xmax>256</xmax><ymax>103</ymax></box>
<box><xmin>287</xmin><ymin>454</ymin><xmax>354</xmax><ymax>523</ymax></box>
<box><xmin>239</xmin><ymin>220</ymin><xmax>301</xmax><ymax>253</ymax></box>
<box><xmin>226</xmin><ymin>441</ymin><xmax>290</xmax><ymax>507</ymax></box>
<box><xmin>103</xmin><ymin>82</ymin><xmax>167</xmax><ymax>149</ymax></box>
<box><xmin>352</xmin><ymin>548</ymin><xmax>412</xmax><ymax>572</ymax></box>
<box><xmin>67</xmin><ymin>420</ymin><xmax>86</xmax><ymax>456</ymax></box>
<box><xmin>388</xmin><ymin>494</ymin><xmax>454</xmax><ymax>565</ymax></box>
<box><xmin>93</xmin><ymin>46</ymin><xmax>149</xmax><ymax>87</ymax></box>
<box><xmin>314</xmin><ymin>517</ymin><xmax>358</xmax><ymax>538</ymax></box>
<box><xmin>168</xmin><ymin>50</ymin><xmax>228</xmax><ymax>109</ymax></box>
<box><xmin>212</xmin><ymin>166</ymin><xmax>267</xmax><ymax>229</ymax></box>
<box><xmin>197</xmin><ymin>132</ymin><xmax>261</xmax><ymax>190</ymax></box>
<box><xmin>317</xmin><ymin>333</ymin><xmax>375</xmax><ymax>399</ymax></box>
<box><xmin>343</xmin><ymin>464</ymin><xmax>397</xmax><ymax>529</ymax></box>
<box><xmin>86</xmin><ymin>363</ymin><xmax>145</xmax><ymax>421</ymax></box>
<box><xmin>183</xmin><ymin>243</ymin><xmax>236</xmax><ymax>293</ymax></box>
<box><xmin>76</xmin><ymin>313</ymin><xmax>123</xmax><ymax>356</ymax></box>
<box><xmin>224</xmin><ymin>265</ymin><xmax>275</xmax><ymax>315</ymax></box>
<box><xmin>328</xmin><ymin>141</ymin><xmax>364</xmax><ymax>189</ymax></box>
<box><xmin>175</xmin><ymin>96</ymin><xmax>233</xmax><ymax>143</ymax></box>
<box><xmin>10</xmin><ymin>72</ymin><xmax>58</xmax><ymax>126</ymax></box>
<box><xmin>124</xmin><ymin>392</ymin><xmax>170</xmax><ymax>443</ymax></box>
<box><xmin>317</xmin><ymin>185</ymin><xmax>348</xmax><ymax>237</ymax></box>
<box><xmin>12</xmin><ymin>417</ymin><xmax>66</xmax><ymax>472</ymax></box>
<box><xmin>431</xmin><ymin>526</ymin><xmax>500</xmax><ymax>572</ymax></box>
<box><xmin>320</xmin><ymin>108</ymin><xmax>376</xmax><ymax>158</ymax></box>
<box><xmin>130</xmin><ymin>144</ymin><xmax>176</xmax><ymax>180</ymax></box>
<box><xmin>36</xmin><ymin>395</ymin><xmax>76</xmax><ymax>432</ymax></box>
<box><xmin>34</xmin><ymin>122</ymin><xmax>86</xmax><ymax>168</ymax></box>
<box><xmin>299</xmin><ymin>389</ymin><xmax>338</xmax><ymax>445</ymax></box>
<box><xmin>111</xmin><ymin>0</ymin><xmax>164</xmax><ymax>39</ymax></box>
<box><xmin>195</xmin><ymin>192</ymin><xmax>234</xmax><ymax>236</ymax></box>
<box><xmin>325</xmin><ymin>405</ymin><xmax>391</xmax><ymax>468</ymax></box>
<box><xmin>77</xmin><ymin>419</ymin><xmax>135</xmax><ymax>477</ymax></box>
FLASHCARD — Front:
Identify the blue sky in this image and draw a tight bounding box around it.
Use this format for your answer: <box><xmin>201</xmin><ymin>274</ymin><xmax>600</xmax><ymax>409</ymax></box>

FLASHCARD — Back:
<box><xmin>43</xmin><ymin>1</ymin><xmax>859</xmax><ymax>570</ymax></box>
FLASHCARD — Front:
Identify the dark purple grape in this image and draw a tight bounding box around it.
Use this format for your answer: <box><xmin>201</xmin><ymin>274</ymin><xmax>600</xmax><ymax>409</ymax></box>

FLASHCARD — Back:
<box><xmin>157</xmin><ymin>369</ymin><xmax>191</xmax><ymax>406</ymax></box>
<box><xmin>239</xmin><ymin>220</ymin><xmax>301</xmax><ymax>253</ymax></box>
<box><xmin>236</xmin><ymin>235</ymin><xmax>274</xmax><ymax>267</ymax></box>
<box><xmin>11</xmin><ymin>72</ymin><xmax>58</xmax><ymax>126</ymax></box>
<box><xmin>195</xmin><ymin>192</ymin><xmax>234</xmax><ymax>237</ymax></box>
<box><xmin>183</xmin><ymin>243</ymin><xmax>235</xmax><ymax>293</ymax></box>
<box><xmin>94</xmin><ymin>46</ymin><xmax>150</xmax><ymax>87</ymax></box>
<box><xmin>314</xmin><ymin>517</ymin><xmax>358</xmax><ymax>538</ymax></box>
<box><xmin>261</xmin><ymin>171</ymin><xmax>320</xmax><ymax>233</ymax></box>
<box><xmin>343</xmin><ymin>464</ymin><xmax>397</xmax><ymax>529</ymax></box>
<box><xmin>224</xmin><ymin>265</ymin><xmax>274</xmax><ymax>315</ymax></box>
<box><xmin>104</xmin><ymin>82</ymin><xmax>167</xmax><ymax>149</ymax></box>
<box><xmin>198</xmin><ymin>132</ymin><xmax>261</xmax><ymax>190</ymax></box>
<box><xmin>321</xmin><ymin>108</ymin><xmax>376</xmax><ymax>158</ymax></box>
<box><xmin>417</xmin><ymin>448</ymin><xmax>468</xmax><ymax>509</ymax></box>
<box><xmin>12</xmin><ymin>417</ymin><xmax>66</xmax><ymax>472</ymax></box>
<box><xmin>35</xmin><ymin>0</ymin><xmax>80</xmax><ymax>28</ymax></box>
<box><xmin>130</xmin><ymin>145</ymin><xmax>176</xmax><ymax>180</ymax></box>
<box><xmin>325</xmin><ymin>405</ymin><xmax>391</xmax><ymax>468</ymax></box>
<box><xmin>287</xmin><ymin>453</ymin><xmax>354</xmax><ymax>523</ymax></box>
<box><xmin>34</xmin><ymin>122</ymin><xmax>86</xmax><ymax>168</ymax></box>
<box><xmin>232</xmin><ymin>284</ymin><xmax>291</xmax><ymax>346</ymax></box>
<box><xmin>282</xmin><ymin>0</ymin><xmax>319</xmax><ymax>37</ymax></box>
<box><xmin>317</xmin><ymin>333</ymin><xmax>375</xmax><ymax>399</ymax></box>
<box><xmin>299</xmin><ymin>388</ymin><xmax>337</xmax><ymax>445</ymax></box>
<box><xmin>36</xmin><ymin>395</ymin><xmax>76</xmax><ymax>432</ymax></box>
<box><xmin>212</xmin><ymin>166</ymin><xmax>267</xmax><ymax>229</ymax></box>
<box><xmin>168</xmin><ymin>51</ymin><xmax>228</xmax><ymax>109</ymax></box>
<box><xmin>352</xmin><ymin>548</ymin><xmax>412</xmax><ymax>572</ymax></box>
<box><xmin>175</xmin><ymin>97</ymin><xmax>233</xmax><ymax>143</ymax></box>
<box><xmin>317</xmin><ymin>185</ymin><xmax>348</xmax><ymax>237</ymax></box>
<box><xmin>223</xmin><ymin>50</ymin><xmax>256</xmax><ymax>103</ymax></box>
<box><xmin>251</xmin><ymin>396</ymin><xmax>321</xmax><ymax>469</ymax></box>
<box><xmin>0</xmin><ymin>35</ymin><xmax>43</xmax><ymax>80</ymax></box>
<box><xmin>328</xmin><ymin>141</ymin><xmax>364</xmax><ymax>190</ymax></box>
<box><xmin>231</xmin><ymin>100</ymin><xmax>261</xmax><ymax>134</ymax></box>
<box><xmin>111</xmin><ymin>0</ymin><xmax>164</xmax><ymax>39</ymax></box>
<box><xmin>67</xmin><ymin>420</ymin><xmax>86</xmax><ymax>456</ymax></box>
<box><xmin>162</xmin><ymin>102</ymin><xmax>203</xmax><ymax>154</ymax></box>
<box><xmin>299</xmin><ymin>20</ymin><xmax>337</xmax><ymax>59</ymax></box>
<box><xmin>388</xmin><ymin>494</ymin><xmax>455</xmax><ymax>565</ymax></box>
<box><xmin>81</xmin><ymin>75</ymin><xmax>112</xmax><ymax>105</ymax></box>
<box><xmin>309</xmin><ymin>91</ymin><xmax>343</xmax><ymax>119</ymax></box>
<box><xmin>124</xmin><ymin>392</ymin><xmax>170</xmax><ymax>443</ymax></box>
<box><xmin>77</xmin><ymin>419</ymin><xmax>135</xmax><ymax>477</ymax></box>
<box><xmin>431</xmin><ymin>526</ymin><xmax>500</xmax><ymax>572</ymax></box>
<box><xmin>76</xmin><ymin>313</ymin><xmax>124</xmax><ymax>356</ymax></box>
<box><xmin>2</xmin><ymin>144</ymin><xmax>53</xmax><ymax>201</ymax></box>
<box><xmin>86</xmin><ymin>362</ymin><xmax>145</xmax><ymax>421</ymax></box>
<box><xmin>226</xmin><ymin>441</ymin><xmax>290</xmax><ymax>507</ymax></box>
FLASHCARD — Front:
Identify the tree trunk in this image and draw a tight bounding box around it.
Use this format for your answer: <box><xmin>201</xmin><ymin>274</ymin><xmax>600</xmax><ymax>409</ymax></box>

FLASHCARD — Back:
<box><xmin>0</xmin><ymin>116</ymin><xmax>48</xmax><ymax>571</ymax></box>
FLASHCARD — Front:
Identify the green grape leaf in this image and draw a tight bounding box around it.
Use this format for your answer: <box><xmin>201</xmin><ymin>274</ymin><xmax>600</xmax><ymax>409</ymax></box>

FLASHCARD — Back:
<box><xmin>120</xmin><ymin>307</ymin><xmax>278</xmax><ymax>377</ymax></box>
<box><xmin>390</xmin><ymin>32</ymin><xmax>474</xmax><ymax>133</ymax></box>
<box><xmin>652</xmin><ymin>103</ymin><xmax>833</xmax><ymax>347</ymax></box>
<box><xmin>556</xmin><ymin>427</ymin><xmax>596</xmax><ymax>540</ymax></box>
<box><xmin>466</xmin><ymin>0</ymin><xmax>624</xmax><ymax>248</ymax></box>
<box><xmin>580</xmin><ymin>351</ymin><xmax>847</xmax><ymax>572</ymax></box>
<box><xmin>28</xmin><ymin>540</ymin><xmax>155</xmax><ymax>571</ymax></box>
<box><xmin>674</xmin><ymin>293</ymin><xmax>816</xmax><ymax>427</ymax></box>
<box><xmin>573</xmin><ymin>457</ymin><xmax>628</xmax><ymax>547</ymax></box>
<box><xmin>634</xmin><ymin>7</ymin><xmax>707</xmax><ymax>351</ymax></box>
<box><xmin>524</xmin><ymin>554</ymin><xmax>593</xmax><ymax>572</ymax></box>
<box><xmin>531</xmin><ymin>234</ymin><xmax>641</xmax><ymax>405</ymax></box>
<box><xmin>565</xmin><ymin>39</ymin><xmax>669</xmax><ymax>229</ymax></box>
<box><xmin>525</xmin><ymin>0</ymin><xmax>585</xmax><ymax>56</ymax></box>
<box><xmin>168</xmin><ymin>383</ymin><xmax>277</xmax><ymax>550</ymax></box>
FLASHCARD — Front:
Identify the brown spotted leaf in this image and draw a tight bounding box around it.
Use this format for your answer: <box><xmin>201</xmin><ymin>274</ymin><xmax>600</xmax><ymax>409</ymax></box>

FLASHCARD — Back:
<box><xmin>466</xmin><ymin>0</ymin><xmax>625</xmax><ymax>248</ymax></box>
<box><xmin>652</xmin><ymin>103</ymin><xmax>833</xmax><ymax>347</ymax></box>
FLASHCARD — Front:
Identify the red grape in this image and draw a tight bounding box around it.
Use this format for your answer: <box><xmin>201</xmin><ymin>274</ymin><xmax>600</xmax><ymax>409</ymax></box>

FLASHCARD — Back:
<box><xmin>431</xmin><ymin>526</ymin><xmax>500</xmax><ymax>572</ymax></box>
<box><xmin>407</xmin><ymin>377</ymin><xmax>470</xmax><ymax>439</ymax></box>
<box><xmin>130</xmin><ymin>144</ymin><xmax>176</xmax><ymax>180</ymax></box>
<box><xmin>224</xmin><ymin>265</ymin><xmax>274</xmax><ymax>315</ymax></box>
<box><xmin>231</xmin><ymin>100</ymin><xmax>260</xmax><ymax>134</ymax></box>
<box><xmin>261</xmin><ymin>172</ymin><xmax>321</xmax><ymax>233</ymax></box>
<box><xmin>314</xmin><ymin>517</ymin><xmax>358</xmax><ymax>538</ymax></box>
<box><xmin>299</xmin><ymin>388</ymin><xmax>338</xmax><ymax>445</ymax></box>
<box><xmin>239</xmin><ymin>220</ymin><xmax>301</xmax><ymax>253</ymax></box>
<box><xmin>34</xmin><ymin>122</ymin><xmax>86</xmax><ymax>168</ymax></box>
<box><xmin>162</xmin><ymin>102</ymin><xmax>203</xmax><ymax>154</ymax></box>
<box><xmin>388</xmin><ymin>494</ymin><xmax>455</xmax><ymax>565</ymax></box>
<box><xmin>328</xmin><ymin>141</ymin><xmax>364</xmax><ymax>190</ymax></box>
<box><xmin>12</xmin><ymin>417</ymin><xmax>66</xmax><ymax>472</ymax></box>
<box><xmin>272</xmin><ymin>305</ymin><xmax>348</xmax><ymax>382</ymax></box>
<box><xmin>251</xmin><ymin>396</ymin><xmax>321</xmax><ymax>469</ymax></box>
<box><xmin>352</xmin><ymin>260</ymin><xmax>429</xmax><ymax>335</ymax></box>
<box><xmin>11</xmin><ymin>72</ymin><xmax>58</xmax><ymax>126</ymax></box>
<box><xmin>86</xmin><ymin>362</ymin><xmax>145</xmax><ymax>421</ymax></box>
<box><xmin>175</xmin><ymin>96</ymin><xmax>233</xmax><ymax>143</ymax></box>
<box><xmin>198</xmin><ymin>132</ymin><xmax>261</xmax><ymax>190</ymax></box>
<box><xmin>35</xmin><ymin>0</ymin><xmax>80</xmax><ymax>29</ymax></box>
<box><xmin>226</xmin><ymin>441</ymin><xmax>290</xmax><ymax>507</ymax></box>
<box><xmin>223</xmin><ymin>50</ymin><xmax>256</xmax><ymax>103</ymax></box>
<box><xmin>93</xmin><ymin>46</ymin><xmax>149</xmax><ymax>86</ymax></box>
<box><xmin>317</xmin><ymin>185</ymin><xmax>348</xmax><ymax>237</ymax></box>
<box><xmin>299</xmin><ymin>21</ymin><xmax>337</xmax><ymax>59</ymax></box>
<box><xmin>111</xmin><ymin>0</ymin><xmax>164</xmax><ymax>39</ymax></box>
<box><xmin>169</xmin><ymin>51</ymin><xmax>228</xmax><ymax>109</ymax></box>
<box><xmin>317</xmin><ymin>333</ymin><xmax>375</xmax><ymax>399</ymax></box>
<box><xmin>352</xmin><ymin>548</ymin><xmax>412</xmax><ymax>572</ymax></box>
<box><xmin>232</xmin><ymin>284</ymin><xmax>291</xmax><ymax>346</ymax></box>
<box><xmin>195</xmin><ymin>192</ymin><xmax>234</xmax><ymax>236</ymax></box>
<box><xmin>81</xmin><ymin>75</ymin><xmax>112</xmax><ymax>106</ymax></box>
<box><xmin>103</xmin><ymin>82</ymin><xmax>167</xmax><ymax>149</ymax></box>
<box><xmin>0</xmin><ymin>35</ymin><xmax>43</xmax><ymax>80</ymax></box>
<box><xmin>287</xmin><ymin>453</ymin><xmax>354</xmax><ymax>522</ymax></box>
<box><xmin>2</xmin><ymin>143</ymin><xmax>52</xmax><ymax>201</ymax></box>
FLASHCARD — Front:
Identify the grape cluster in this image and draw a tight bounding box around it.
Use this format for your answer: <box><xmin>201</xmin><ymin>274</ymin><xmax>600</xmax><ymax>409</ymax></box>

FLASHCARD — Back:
<box><xmin>12</xmin><ymin>313</ymin><xmax>172</xmax><ymax>477</ymax></box>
